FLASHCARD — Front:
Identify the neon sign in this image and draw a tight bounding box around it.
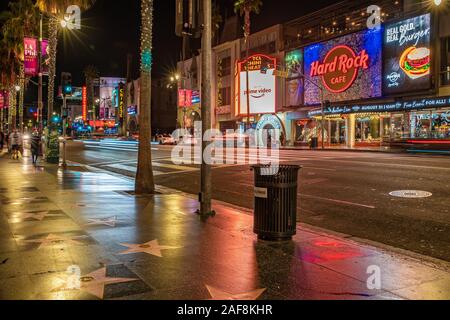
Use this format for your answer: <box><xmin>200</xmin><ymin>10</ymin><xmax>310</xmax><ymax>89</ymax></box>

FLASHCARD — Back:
<box><xmin>82</xmin><ymin>86</ymin><xmax>87</xmax><ymax>121</ymax></box>
<box><xmin>310</xmin><ymin>45</ymin><xmax>369</xmax><ymax>93</ymax></box>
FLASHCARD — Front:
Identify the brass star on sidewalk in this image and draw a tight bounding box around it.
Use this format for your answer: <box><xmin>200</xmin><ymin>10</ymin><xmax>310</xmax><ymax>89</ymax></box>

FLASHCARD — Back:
<box><xmin>206</xmin><ymin>285</ymin><xmax>266</xmax><ymax>300</ymax></box>
<box><xmin>118</xmin><ymin>240</ymin><xmax>180</xmax><ymax>258</ymax></box>
<box><xmin>53</xmin><ymin>267</ymin><xmax>138</xmax><ymax>299</ymax></box>
<box><xmin>22</xmin><ymin>234</ymin><xmax>88</xmax><ymax>249</ymax></box>
<box><xmin>86</xmin><ymin>216</ymin><xmax>118</xmax><ymax>227</ymax></box>
<box><xmin>12</xmin><ymin>211</ymin><xmax>51</xmax><ymax>221</ymax></box>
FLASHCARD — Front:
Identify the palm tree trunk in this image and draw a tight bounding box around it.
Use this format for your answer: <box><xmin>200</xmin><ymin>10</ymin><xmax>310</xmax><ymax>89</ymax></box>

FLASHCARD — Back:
<box><xmin>135</xmin><ymin>0</ymin><xmax>155</xmax><ymax>194</ymax></box>
<box><xmin>7</xmin><ymin>88</ymin><xmax>12</xmax><ymax>131</ymax></box>
<box><xmin>19</xmin><ymin>63</ymin><xmax>25</xmax><ymax>133</ymax></box>
<box><xmin>47</xmin><ymin>17</ymin><xmax>58</xmax><ymax>123</ymax></box>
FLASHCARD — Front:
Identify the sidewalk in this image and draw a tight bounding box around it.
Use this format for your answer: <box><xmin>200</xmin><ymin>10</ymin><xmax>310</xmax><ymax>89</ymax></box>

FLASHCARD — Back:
<box><xmin>0</xmin><ymin>151</ymin><xmax>449</xmax><ymax>300</ymax></box>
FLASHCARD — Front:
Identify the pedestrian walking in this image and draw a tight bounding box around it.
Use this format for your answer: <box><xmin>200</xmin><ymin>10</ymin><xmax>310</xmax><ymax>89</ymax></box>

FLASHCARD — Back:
<box><xmin>9</xmin><ymin>130</ymin><xmax>23</xmax><ymax>160</ymax></box>
<box><xmin>41</xmin><ymin>128</ymin><xmax>48</xmax><ymax>161</ymax></box>
<box><xmin>0</xmin><ymin>130</ymin><xmax>4</xmax><ymax>151</ymax></box>
<box><xmin>31</xmin><ymin>130</ymin><xmax>41</xmax><ymax>165</ymax></box>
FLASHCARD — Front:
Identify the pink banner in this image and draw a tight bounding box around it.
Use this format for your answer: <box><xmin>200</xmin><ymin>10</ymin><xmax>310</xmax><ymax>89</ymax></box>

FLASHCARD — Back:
<box><xmin>0</xmin><ymin>92</ymin><xmax>4</xmax><ymax>109</ymax></box>
<box><xmin>24</xmin><ymin>37</ymin><xmax>38</xmax><ymax>76</ymax></box>
<box><xmin>41</xmin><ymin>39</ymin><xmax>49</xmax><ymax>75</ymax></box>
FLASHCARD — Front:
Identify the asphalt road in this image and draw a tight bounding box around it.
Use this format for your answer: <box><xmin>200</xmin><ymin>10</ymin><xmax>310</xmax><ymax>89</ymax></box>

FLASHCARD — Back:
<box><xmin>66</xmin><ymin>141</ymin><xmax>450</xmax><ymax>262</ymax></box>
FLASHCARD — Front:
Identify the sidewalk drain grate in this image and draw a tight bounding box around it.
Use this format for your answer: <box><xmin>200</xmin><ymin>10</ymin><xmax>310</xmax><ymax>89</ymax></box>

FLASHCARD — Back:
<box><xmin>389</xmin><ymin>190</ymin><xmax>432</xmax><ymax>199</ymax></box>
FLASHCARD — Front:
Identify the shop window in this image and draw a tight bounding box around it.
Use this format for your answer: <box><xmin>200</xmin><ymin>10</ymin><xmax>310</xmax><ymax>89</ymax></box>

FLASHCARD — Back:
<box><xmin>441</xmin><ymin>37</ymin><xmax>450</xmax><ymax>86</ymax></box>
<box><xmin>222</xmin><ymin>57</ymin><xmax>231</xmax><ymax>76</ymax></box>
<box><xmin>219</xmin><ymin>87</ymin><xmax>231</xmax><ymax>106</ymax></box>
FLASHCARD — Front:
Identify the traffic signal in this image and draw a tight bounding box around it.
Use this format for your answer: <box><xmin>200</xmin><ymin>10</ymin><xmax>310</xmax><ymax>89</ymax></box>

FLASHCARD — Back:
<box><xmin>175</xmin><ymin>0</ymin><xmax>203</xmax><ymax>38</ymax></box>
<box><xmin>61</xmin><ymin>72</ymin><xmax>73</xmax><ymax>95</ymax></box>
<box><xmin>51</xmin><ymin>114</ymin><xmax>61</xmax><ymax>124</ymax></box>
<box><xmin>260</xmin><ymin>61</ymin><xmax>269</xmax><ymax>74</ymax></box>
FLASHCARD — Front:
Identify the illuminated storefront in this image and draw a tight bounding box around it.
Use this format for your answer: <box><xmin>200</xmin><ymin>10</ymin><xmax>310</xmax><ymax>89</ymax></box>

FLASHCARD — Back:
<box><xmin>300</xmin><ymin>12</ymin><xmax>450</xmax><ymax>149</ymax></box>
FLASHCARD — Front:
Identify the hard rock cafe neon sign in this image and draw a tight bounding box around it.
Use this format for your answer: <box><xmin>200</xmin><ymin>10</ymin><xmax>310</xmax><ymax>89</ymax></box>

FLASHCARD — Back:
<box><xmin>309</xmin><ymin>45</ymin><xmax>370</xmax><ymax>93</ymax></box>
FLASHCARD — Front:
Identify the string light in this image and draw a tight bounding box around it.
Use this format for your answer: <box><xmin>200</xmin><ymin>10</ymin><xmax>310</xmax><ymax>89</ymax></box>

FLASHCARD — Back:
<box><xmin>140</xmin><ymin>0</ymin><xmax>154</xmax><ymax>73</ymax></box>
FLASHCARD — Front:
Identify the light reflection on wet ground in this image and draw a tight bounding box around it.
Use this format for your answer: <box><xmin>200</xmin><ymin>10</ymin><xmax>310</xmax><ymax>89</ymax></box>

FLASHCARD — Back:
<box><xmin>0</xmin><ymin>154</ymin><xmax>449</xmax><ymax>300</ymax></box>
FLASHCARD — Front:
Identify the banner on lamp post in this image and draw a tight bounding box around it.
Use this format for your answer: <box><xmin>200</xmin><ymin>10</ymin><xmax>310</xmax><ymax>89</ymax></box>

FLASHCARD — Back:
<box><xmin>41</xmin><ymin>39</ymin><xmax>49</xmax><ymax>75</ymax></box>
<box><xmin>24</xmin><ymin>37</ymin><xmax>38</xmax><ymax>76</ymax></box>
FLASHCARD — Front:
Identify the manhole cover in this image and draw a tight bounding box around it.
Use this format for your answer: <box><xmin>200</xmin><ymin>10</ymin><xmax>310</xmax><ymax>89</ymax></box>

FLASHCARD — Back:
<box><xmin>389</xmin><ymin>190</ymin><xmax>432</xmax><ymax>199</ymax></box>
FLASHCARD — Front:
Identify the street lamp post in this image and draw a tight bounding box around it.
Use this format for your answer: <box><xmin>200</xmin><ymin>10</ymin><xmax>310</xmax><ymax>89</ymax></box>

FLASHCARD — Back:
<box><xmin>198</xmin><ymin>0</ymin><xmax>214</xmax><ymax>218</ymax></box>
<box><xmin>61</xmin><ymin>93</ymin><xmax>67</xmax><ymax>169</ymax></box>
<box><xmin>38</xmin><ymin>13</ymin><xmax>43</xmax><ymax>132</ymax></box>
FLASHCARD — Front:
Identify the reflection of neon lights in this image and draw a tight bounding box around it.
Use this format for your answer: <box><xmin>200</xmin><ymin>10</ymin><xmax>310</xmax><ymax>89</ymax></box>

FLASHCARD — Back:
<box><xmin>407</xmin><ymin>140</ymin><xmax>450</xmax><ymax>144</ymax></box>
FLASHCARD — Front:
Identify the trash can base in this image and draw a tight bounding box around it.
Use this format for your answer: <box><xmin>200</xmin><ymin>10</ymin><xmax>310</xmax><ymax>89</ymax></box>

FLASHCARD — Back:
<box><xmin>257</xmin><ymin>234</ymin><xmax>293</xmax><ymax>242</ymax></box>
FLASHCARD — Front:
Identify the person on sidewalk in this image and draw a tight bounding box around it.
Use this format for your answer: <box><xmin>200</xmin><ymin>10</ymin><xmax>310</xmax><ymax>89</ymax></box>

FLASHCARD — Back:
<box><xmin>9</xmin><ymin>130</ymin><xmax>23</xmax><ymax>160</ymax></box>
<box><xmin>0</xmin><ymin>130</ymin><xmax>4</xmax><ymax>151</ymax></box>
<box><xmin>41</xmin><ymin>128</ymin><xmax>48</xmax><ymax>161</ymax></box>
<box><xmin>31</xmin><ymin>130</ymin><xmax>42</xmax><ymax>165</ymax></box>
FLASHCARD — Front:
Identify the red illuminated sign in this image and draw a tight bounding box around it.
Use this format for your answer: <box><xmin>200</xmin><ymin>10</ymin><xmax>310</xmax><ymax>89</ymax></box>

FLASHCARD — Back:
<box><xmin>82</xmin><ymin>86</ymin><xmax>87</xmax><ymax>121</ymax></box>
<box><xmin>178</xmin><ymin>89</ymin><xmax>193</xmax><ymax>107</ymax></box>
<box><xmin>310</xmin><ymin>45</ymin><xmax>369</xmax><ymax>93</ymax></box>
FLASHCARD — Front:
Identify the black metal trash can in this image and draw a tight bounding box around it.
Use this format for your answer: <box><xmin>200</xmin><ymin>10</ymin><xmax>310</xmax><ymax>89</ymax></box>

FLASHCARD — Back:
<box><xmin>310</xmin><ymin>137</ymin><xmax>319</xmax><ymax>149</ymax></box>
<box><xmin>251</xmin><ymin>165</ymin><xmax>301</xmax><ymax>241</ymax></box>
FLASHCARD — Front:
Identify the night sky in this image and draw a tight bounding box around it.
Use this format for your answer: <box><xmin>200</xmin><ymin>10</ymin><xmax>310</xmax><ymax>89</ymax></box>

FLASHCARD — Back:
<box><xmin>1</xmin><ymin>0</ymin><xmax>340</xmax><ymax>89</ymax></box>
<box><xmin>56</xmin><ymin>0</ymin><xmax>339</xmax><ymax>85</ymax></box>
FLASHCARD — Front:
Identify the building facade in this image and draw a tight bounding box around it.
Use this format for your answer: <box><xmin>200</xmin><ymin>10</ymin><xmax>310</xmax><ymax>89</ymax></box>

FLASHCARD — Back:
<box><xmin>176</xmin><ymin>0</ymin><xmax>450</xmax><ymax>149</ymax></box>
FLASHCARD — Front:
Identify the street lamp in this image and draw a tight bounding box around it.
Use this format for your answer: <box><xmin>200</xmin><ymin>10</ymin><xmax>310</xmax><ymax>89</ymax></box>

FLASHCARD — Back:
<box><xmin>434</xmin><ymin>0</ymin><xmax>442</xmax><ymax>6</ymax></box>
<box><xmin>14</xmin><ymin>85</ymin><xmax>21</xmax><ymax>92</ymax></box>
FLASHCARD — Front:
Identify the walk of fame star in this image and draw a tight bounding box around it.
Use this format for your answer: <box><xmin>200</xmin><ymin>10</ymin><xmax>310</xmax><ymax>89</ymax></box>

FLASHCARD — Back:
<box><xmin>206</xmin><ymin>285</ymin><xmax>266</xmax><ymax>300</ymax></box>
<box><xmin>10</xmin><ymin>211</ymin><xmax>51</xmax><ymax>221</ymax></box>
<box><xmin>22</xmin><ymin>234</ymin><xmax>89</xmax><ymax>249</ymax></box>
<box><xmin>118</xmin><ymin>240</ymin><xmax>180</xmax><ymax>257</ymax></box>
<box><xmin>86</xmin><ymin>216</ymin><xmax>118</xmax><ymax>227</ymax></box>
<box><xmin>53</xmin><ymin>267</ymin><xmax>138</xmax><ymax>299</ymax></box>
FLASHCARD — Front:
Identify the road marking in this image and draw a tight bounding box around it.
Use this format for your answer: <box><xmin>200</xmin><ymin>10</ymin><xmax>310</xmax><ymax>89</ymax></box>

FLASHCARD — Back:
<box><xmin>311</xmin><ymin>158</ymin><xmax>450</xmax><ymax>171</ymax></box>
<box><xmin>303</xmin><ymin>166</ymin><xmax>337</xmax><ymax>172</ymax></box>
<box><xmin>298</xmin><ymin>193</ymin><xmax>376</xmax><ymax>209</ymax></box>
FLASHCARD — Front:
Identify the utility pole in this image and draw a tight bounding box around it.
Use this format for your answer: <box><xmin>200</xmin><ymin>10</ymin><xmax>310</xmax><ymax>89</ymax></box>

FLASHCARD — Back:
<box><xmin>38</xmin><ymin>13</ymin><xmax>43</xmax><ymax>132</ymax></box>
<box><xmin>122</xmin><ymin>54</ymin><xmax>132</xmax><ymax>136</ymax></box>
<box><xmin>61</xmin><ymin>94</ymin><xmax>67</xmax><ymax>169</ymax></box>
<box><xmin>199</xmin><ymin>0</ymin><xmax>214</xmax><ymax>218</ymax></box>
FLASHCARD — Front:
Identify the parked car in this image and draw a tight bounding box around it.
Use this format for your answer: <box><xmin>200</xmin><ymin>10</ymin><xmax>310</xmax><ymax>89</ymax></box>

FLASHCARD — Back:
<box><xmin>156</xmin><ymin>134</ymin><xmax>176</xmax><ymax>145</ymax></box>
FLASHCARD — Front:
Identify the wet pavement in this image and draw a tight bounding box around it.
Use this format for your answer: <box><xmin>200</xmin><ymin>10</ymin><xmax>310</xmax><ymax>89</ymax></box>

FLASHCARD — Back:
<box><xmin>1</xmin><ymin>150</ymin><xmax>450</xmax><ymax>300</ymax></box>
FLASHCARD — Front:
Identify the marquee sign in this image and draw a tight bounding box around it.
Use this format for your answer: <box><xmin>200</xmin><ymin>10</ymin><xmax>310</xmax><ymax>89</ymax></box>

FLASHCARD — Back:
<box><xmin>308</xmin><ymin>96</ymin><xmax>450</xmax><ymax>117</ymax></box>
<box><xmin>237</xmin><ymin>54</ymin><xmax>277</xmax><ymax>115</ymax></box>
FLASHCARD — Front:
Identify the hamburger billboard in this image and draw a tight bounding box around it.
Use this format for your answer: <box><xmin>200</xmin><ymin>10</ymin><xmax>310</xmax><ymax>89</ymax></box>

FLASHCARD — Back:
<box><xmin>383</xmin><ymin>13</ymin><xmax>431</xmax><ymax>95</ymax></box>
<box><xmin>304</xmin><ymin>28</ymin><xmax>382</xmax><ymax>105</ymax></box>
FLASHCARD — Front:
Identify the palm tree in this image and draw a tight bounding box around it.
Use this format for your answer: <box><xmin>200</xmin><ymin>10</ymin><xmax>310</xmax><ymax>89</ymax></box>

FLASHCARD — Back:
<box><xmin>135</xmin><ymin>0</ymin><xmax>155</xmax><ymax>195</ymax></box>
<box><xmin>2</xmin><ymin>0</ymin><xmax>39</xmax><ymax>132</ymax></box>
<box><xmin>212</xmin><ymin>1</ymin><xmax>223</xmax><ymax>44</ymax></box>
<box><xmin>234</xmin><ymin>0</ymin><xmax>263</xmax><ymax>40</ymax></box>
<box><xmin>36</xmin><ymin>0</ymin><xmax>96</xmax><ymax>124</ymax></box>
<box><xmin>83</xmin><ymin>65</ymin><xmax>99</xmax><ymax>130</ymax></box>
<box><xmin>234</xmin><ymin>0</ymin><xmax>262</xmax><ymax>128</ymax></box>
